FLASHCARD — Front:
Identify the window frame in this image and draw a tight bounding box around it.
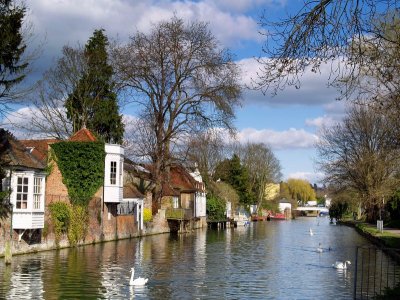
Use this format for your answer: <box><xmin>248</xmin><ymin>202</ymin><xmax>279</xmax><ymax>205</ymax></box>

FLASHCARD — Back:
<box><xmin>110</xmin><ymin>161</ymin><xmax>117</xmax><ymax>185</ymax></box>
<box><xmin>16</xmin><ymin>176</ymin><xmax>29</xmax><ymax>209</ymax></box>
<box><xmin>33</xmin><ymin>177</ymin><xmax>42</xmax><ymax>210</ymax></box>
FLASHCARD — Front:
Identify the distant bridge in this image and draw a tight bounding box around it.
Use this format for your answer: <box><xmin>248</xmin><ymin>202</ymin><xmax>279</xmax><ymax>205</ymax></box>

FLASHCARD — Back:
<box><xmin>295</xmin><ymin>206</ymin><xmax>329</xmax><ymax>213</ymax></box>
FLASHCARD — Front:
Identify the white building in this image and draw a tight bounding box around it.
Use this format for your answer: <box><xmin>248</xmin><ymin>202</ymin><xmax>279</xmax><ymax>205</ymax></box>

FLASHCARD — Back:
<box><xmin>190</xmin><ymin>167</ymin><xmax>206</xmax><ymax>218</ymax></box>
<box><xmin>0</xmin><ymin>131</ymin><xmax>46</xmax><ymax>240</ymax></box>
<box><xmin>104</xmin><ymin>144</ymin><xmax>124</xmax><ymax>203</ymax></box>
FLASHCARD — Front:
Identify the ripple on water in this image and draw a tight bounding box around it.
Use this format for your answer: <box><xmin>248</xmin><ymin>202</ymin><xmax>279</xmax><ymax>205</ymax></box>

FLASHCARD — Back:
<box><xmin>0</xmin><ymin>218</ymin><xmax>387</xmax><ymax>299</ymax></box>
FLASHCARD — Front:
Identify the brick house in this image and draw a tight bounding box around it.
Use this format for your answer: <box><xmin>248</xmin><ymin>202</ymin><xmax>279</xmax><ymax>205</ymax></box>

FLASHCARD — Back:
<box><xmin>20</xmin><ymin>128</ymin><xmax>143</xmax><ymax>245</ymax></box>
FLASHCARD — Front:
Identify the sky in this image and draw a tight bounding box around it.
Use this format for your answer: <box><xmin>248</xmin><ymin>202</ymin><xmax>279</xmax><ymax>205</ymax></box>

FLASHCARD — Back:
<box><xmin>2</xmin><ymin>0</ymin><xmax>349</xmax><ymax>184</ymax></box>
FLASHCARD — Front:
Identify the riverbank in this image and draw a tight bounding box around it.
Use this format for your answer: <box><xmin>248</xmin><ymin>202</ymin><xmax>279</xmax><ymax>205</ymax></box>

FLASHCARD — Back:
<box><xmin>339</xmin><ymin>220</ymin><xmax>400</xmax><ymax>262</ymax></box>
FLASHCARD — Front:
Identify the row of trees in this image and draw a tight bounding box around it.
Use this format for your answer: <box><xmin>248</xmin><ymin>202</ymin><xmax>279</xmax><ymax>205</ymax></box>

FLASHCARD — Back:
<box><xmin>1</xmin><ymin>1</ymin><xmax>281</xmax><ymax>215</ymax></box>
<box><xmin>258</xmin><ymin>0</ymin><xmax>400</xmax><ymax>222</ymax></box>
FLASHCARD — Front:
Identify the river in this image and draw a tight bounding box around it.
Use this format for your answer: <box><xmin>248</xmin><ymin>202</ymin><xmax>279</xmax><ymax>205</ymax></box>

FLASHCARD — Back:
<box><xmin>0</xmin><ymin>217</ymin><xmax>394</xmax><ymax>299</ymax></box>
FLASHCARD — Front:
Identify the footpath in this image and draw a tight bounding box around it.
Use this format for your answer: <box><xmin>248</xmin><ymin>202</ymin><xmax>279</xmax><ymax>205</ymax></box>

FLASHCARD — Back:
<box><xmin>340</xmin><ymin>220</ymin><xmax>400</xmax><ymax>262</ymax></box>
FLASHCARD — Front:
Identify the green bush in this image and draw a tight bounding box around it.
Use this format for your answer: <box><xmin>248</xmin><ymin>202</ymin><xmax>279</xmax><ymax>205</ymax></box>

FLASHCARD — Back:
<box><xmin>206</xmin><ymin>194</ymin><xmax>226</xmax><ymax>221</ymax></box>
<box><xmin>68</xmin><ymin>205</ymin><xmax>88</xmax><ymax>246</ymax></box>
<box><xmin>143</xmin><ymin>208</ymin><xmax>152</xmax><ymax>222</ymax></box>
<box><xmin>49</xmin><ymin>202</ymin><xmax>70</xmax><ymax>245</ymax></box>
<box><xmin>49</xmin><ymin>201</ymin><xmax>88</xmax><ymax>246</ymax></box>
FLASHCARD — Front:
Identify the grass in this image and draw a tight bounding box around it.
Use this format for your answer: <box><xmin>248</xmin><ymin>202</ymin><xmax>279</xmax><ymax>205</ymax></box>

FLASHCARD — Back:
<box><xmin>356</xmin><ymin>223</ymin><xmax>400</xmax><ymax>248</ymax></box>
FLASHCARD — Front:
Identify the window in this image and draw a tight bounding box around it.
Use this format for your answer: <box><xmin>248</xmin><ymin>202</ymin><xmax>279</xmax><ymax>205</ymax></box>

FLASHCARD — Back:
<box><xmin>119</xmin><ymin>161</ymin><xmax>123</xmax><ymax>186</ymax></box>
<box><xmin>16</xmin><ymin>177</ymin><xmax>28</xmax><ymax>209</ymax></box>
<box><xmin>33</xmin><ymin>177</ymin><xmax>42</xmax><ymax>209</ymax></box>
<box><xmin>172</xmin><ymin>196</ymin><xmax>179</xmax><ymax>208</ymax></box>
<box><xmin>110</xmin><ymin>161</ymin><xmax>117</xmax><ymax>185</ymax></box>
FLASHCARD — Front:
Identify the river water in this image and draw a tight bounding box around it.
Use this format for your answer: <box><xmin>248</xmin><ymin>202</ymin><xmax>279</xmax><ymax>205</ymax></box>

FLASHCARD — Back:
<box><xmin>0</xmin><ymin>217</ymin><xmax>392</xmax><ymax>299</ymax></box>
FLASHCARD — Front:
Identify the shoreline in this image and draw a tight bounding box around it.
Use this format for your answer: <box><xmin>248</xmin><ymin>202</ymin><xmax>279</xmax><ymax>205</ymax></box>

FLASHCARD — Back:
<box><xmin>339</xmin><ymin>220</ymin><xmax>400</xmax><ymax>264</ymax></box>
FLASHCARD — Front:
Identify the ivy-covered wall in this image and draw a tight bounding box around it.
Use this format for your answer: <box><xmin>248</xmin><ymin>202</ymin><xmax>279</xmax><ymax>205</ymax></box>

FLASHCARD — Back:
<box><xmin>51</xmin><ymin>141</ymin><xmax>105</xmax><ymax>206</ymax></box>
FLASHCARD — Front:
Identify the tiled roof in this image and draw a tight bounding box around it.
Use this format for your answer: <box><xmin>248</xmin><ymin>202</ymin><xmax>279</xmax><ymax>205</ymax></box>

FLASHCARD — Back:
<box><xmin>162</xmin><ymin>164</ymin><xmax>197</xmax><ymax>196</ymax></box>
<box><xmin>124</xmin><ymin>161</ymin><xmax>199</xmax><ymax>196</ymax></box>
<box><xmin>124</xmin><ymin>160</ymin><xmax>153</xmax><ymax>181</ymax></box>
<box><xmin>69</xmin><ymin>128</ymin><xmax>97</xmax><ymax>142</ymax></box>
<box><xmin>20</xmin><ymin>139</ymin><xmax>59</xmax><ymax>163</ymax></box>
<box><xmin>123</xmin><ymin>184</ymin><xmax>145</xmax><ymax>199</ymax></box>
<box><xmin>0</xmin><ymin>130</ymin><xmax>45</xmax><ymax>170</ymax></box>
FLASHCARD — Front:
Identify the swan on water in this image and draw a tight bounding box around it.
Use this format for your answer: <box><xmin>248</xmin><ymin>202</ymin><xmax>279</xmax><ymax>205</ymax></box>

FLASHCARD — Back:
<box><xmin>309</xmin><ymin>228</ymin><xmax>314</xmax><ymax>236</ymax></box>
<box><xmin>316</xmin><ymin>243</ymin><xmax>323</xmax><ymax>253</ymax></box>
<box><xmin>332</xmin><ymin>261</ymin><xmax>351</xmax><ymax>269</ymax></box>
<box><xmin>130</xmin><ymin>268</ymin><xmax>148</xmax><ymax>286</ymax></box>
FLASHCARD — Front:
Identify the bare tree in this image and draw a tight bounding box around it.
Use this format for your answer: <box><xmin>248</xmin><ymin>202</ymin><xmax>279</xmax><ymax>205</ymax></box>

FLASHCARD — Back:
<box><xmin>19</xmin><ymin>46</ymin><xmax>85</xmax><ymax>139</ymax></box>
<box><xmin>185</xmin><ymin>129</ymin><xmax>226</xmax><ymax>185</ymax></box>
<box><xmin>317</xmin><ymin>104</ymin><xmax>400</xmax><ymax>221</ymax></box>
<box><xmin>239</xmin><ymin>142</ymin><xmax>282</xmax><ymax>212</ymax></box>
<box><xmin>113</xmin><ymin>17</ymin><xmax>242</xmax><ymax>208</ymax></box>
<box><xmin>256</xmin><ymin>0</ymin><xmax>400</xmax><ymax>97</ymax></box>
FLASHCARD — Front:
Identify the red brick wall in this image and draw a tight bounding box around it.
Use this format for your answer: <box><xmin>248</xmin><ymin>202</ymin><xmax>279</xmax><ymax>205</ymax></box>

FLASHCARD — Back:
<box><xmin>45</xmin><ymin>160</ymin><xmax>69</xmax><ymax>205</ymax></box>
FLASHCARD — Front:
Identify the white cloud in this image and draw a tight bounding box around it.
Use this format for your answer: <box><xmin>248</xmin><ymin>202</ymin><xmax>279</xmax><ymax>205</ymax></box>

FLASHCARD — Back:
<box><xmin>235</xmin><ymin>127</ymin><xmax>318</xmax><ymax>150</ymax></box>
<box><xmin>239</xmin><ymin>58</ymin><xmax>341</xmax><ymax>107</ymax></box>
<box><xmin>211</xmin><ymin>0</ymin><xmax>287</xmax><ymax>13</ymax></box>
<box><xmin>286</xmin><ymin>171</ymin><xmax>324</xmax><ymax>184</ymax></box>
<box><xmin>27</xmin><ymin>1</ymin><xmax>262</xmax><ymax>52</ymax></box>
<box><xmin>305</xmin><ymin>115</ymin><xmax>339</xmax><ymax>129</ymax></box>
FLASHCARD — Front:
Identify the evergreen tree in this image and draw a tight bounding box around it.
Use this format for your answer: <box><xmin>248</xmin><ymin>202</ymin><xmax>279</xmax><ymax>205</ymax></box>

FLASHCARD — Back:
<box><xmin>0</xmin><ymin>0</ymin><xmax>28</xmax><ymax>106</ymax></box>
<box><xmin>214</xmin><ymin>154</ymin><xmax>255</xmax><ymax>206</ymax></box>
<box><xmin>65</xmin><ymin>29</ymin><xmax>124</xmax><ymax>143</ymax></box>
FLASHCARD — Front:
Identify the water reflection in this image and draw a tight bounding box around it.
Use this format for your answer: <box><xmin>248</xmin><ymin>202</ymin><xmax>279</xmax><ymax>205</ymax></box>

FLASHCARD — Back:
<box><xmin>1</xmin><ymin>218</ymin><xmax>398</xmax><ymax>299</ymax></box>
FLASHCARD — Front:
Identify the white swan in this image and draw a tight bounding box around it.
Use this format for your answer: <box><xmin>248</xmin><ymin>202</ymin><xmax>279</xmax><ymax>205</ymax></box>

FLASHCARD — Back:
<box><xmin>316</xmin><ymin>243</ymin><xmax>323</xmax><ymax>253</ymax></box>
<box><xmin>332</xmin><ymin>261</ymin><xmax>351</xmax><ymax>269</ymax></box>
<box><xmin>309</xmin><ymin>228</ymin><xmax>314</xmax><ymax>236</ymax></box>
<box><xmin>130</xmin><ymin>267</ymin><xmax>148</xmax><ymax>286</ymax></box>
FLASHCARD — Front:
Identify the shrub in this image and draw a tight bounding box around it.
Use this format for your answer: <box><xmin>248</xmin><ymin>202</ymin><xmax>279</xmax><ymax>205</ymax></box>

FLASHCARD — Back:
<box><xmin>206</xmin><ymin>194</ymin><xmax>226</xmax><ymax>221</ymax></box>
<box><xmin>143</xmin><ymin>208</ymin><xmax>152</xmax><ymax>222</ymax></box>
<box><xmin>49</xmin><ymin>202</ymin><xmax>70</xmax><ymax>245</ymax></box>
<box><xmin>67</xmin><ymin>205</ymin><xmax>88</xmax><ymax>246</ymax></box>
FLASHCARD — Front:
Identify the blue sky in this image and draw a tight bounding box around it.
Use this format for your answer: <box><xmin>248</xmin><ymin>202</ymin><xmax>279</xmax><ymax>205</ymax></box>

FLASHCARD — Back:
<box><xmin>2</xmin><ymin>0</ymin><xmax>348</xmax><ymax>184</ymax></box>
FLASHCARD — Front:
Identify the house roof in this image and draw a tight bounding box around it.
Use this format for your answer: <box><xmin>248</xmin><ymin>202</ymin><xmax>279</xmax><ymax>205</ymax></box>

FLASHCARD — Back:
<box><xmin>0</xmin><ymin>130</ymin><xmax>45</xmax><ymax>170</ymax></box>
<box><xmin>124</xmin><ymin>160</ymin><xmax>153</xmax><ymax>181</ymax></box>
<box><xmin>162</xmin><ymin>164</ymin><xmax>197</xmax><ymax>196</ymax></box>
<box><xmin>20</xmin><ymin>139</ymin><xmax>59</xmax><ymax>163</ymax></box>
<box><xmin>69</xmin><ymin>127</ymin><xmax>97</xmax><ymax>142</ymax></box>
<box><xmin>123</xmin><ymin>183</ymin><xmax>145</xmax><ymax>199</ymax></box>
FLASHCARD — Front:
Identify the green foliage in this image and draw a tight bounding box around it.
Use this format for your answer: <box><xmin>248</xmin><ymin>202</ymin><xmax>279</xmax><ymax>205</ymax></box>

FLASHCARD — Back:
<box><xmin>143</xmin><ymin>208</ymin><xmax>152</xmax><ymax>222</ymax></box>
<box><xmin>51</xmin><ymin>141</ymin><xmax>105</xmax><ymax>206</ymax></box>
<box><xmin>206</xmin><ymin>194</ymin><xmax>226</xmax><ymax>221</ymax></box>
<box><xmin>209</xmin><ymin>181</ymin><xmax>239</xmax><ymax>209</ymax></box>
<box><xmin>214</xmin><ymin>154</ymin><xmax>255</xmax><ymax>206</ymax></box>
<box><xmin>329</xmin><ymin>201</ymin><xmax>349</xmax><ymax>220</ymax></box>
<box><xmin>286</xmin><ymin>178</ymin><xmax>316</xmax><ymax>205</ymax></box>
<box><xmin>387</xmin><ymin>189</ymin><xmax>400</xmax><ymax>220</ymax></box>
<box><xmin>65</xmin><ymin>29</ymin><xmax>124</xmax><ymax>143</ymax></box>
<box><xmin>49</xmin><ymin>202</ymin><xmax>88</xmax><ymax>246</ymax></box>
<box><xmin>0</xmin><ymin>0</ymin><xmax>28</xmax><ymax>99</ymax></box>
<box><xmin>49</xmin><ymin>201</ymin><xmax>70</xmax><ymax>245</ymax></box>
<box><xmin>261</xmin><ymin>199</ymin><xmax>279</xmax><ymax>212</ymax></box>
<box><xmin>67</xmin><ymin>205</ymin><xmax>88</xmax><ymax>246</ymax></box>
